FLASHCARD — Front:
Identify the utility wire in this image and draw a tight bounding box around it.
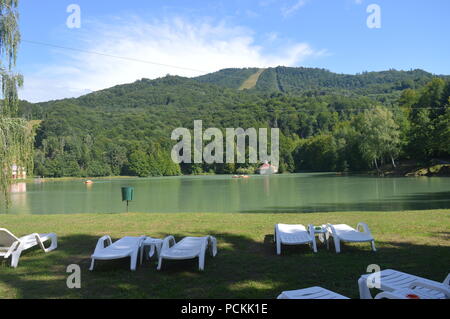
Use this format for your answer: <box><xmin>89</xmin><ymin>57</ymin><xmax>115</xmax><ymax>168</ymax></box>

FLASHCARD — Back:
<box><xmin>22</xmin><ymin>39</ymin><xmax>449</xmax><ymax>108</ymax></box>
<box><xmin>22</xmin><ymin>39</ymin><xmax>259</xmax><ymax>94</ymax></box>
<box><xmin>23</xmin><ymin>39</ymin><xmax>209</xmax><ymax>74</ymax></box>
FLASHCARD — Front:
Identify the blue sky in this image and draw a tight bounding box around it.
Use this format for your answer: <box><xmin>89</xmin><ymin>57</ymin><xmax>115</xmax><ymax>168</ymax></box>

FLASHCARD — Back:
<box><xmin>18</xmin><ymin>0</ymin><xmax>450</xmax><ymax>102</ymax></box>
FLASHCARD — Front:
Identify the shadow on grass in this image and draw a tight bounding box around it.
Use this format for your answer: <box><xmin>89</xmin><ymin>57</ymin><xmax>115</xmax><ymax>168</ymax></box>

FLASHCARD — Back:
<box><xmin>240</xmin><ymin>191</ymin><xmax>450</xmax><ymax>213</ymax></box>
<box><xmin>435</xmin><ymin>232</ymin><xmax>450</xmax><ymax>241</ymax></box>
<box><xmin>0</xmin><ymin>232</ymin><xmax>449</xmax><ymax>299</ymax></box>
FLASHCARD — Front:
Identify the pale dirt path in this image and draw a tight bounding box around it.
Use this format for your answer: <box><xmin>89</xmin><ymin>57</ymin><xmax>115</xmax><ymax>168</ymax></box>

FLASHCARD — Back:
<box><xmin>239</xmin><ymin>68</ymin><xmax>266</xmax><ymax>90</ymax></box>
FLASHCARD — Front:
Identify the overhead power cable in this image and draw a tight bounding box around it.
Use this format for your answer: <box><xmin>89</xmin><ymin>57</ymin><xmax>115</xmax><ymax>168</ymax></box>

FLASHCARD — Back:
<box><xmin>23</xmin><ymin>39</ymin><xmax>208</xmax><ymax>74</ymax></box>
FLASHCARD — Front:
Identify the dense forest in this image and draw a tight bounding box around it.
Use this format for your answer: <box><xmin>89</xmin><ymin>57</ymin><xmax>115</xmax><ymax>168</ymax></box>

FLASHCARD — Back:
<box><xmin>18</xmin><ymin>66</ymin><xmax>450</xmax><ymax>178</ymax></box>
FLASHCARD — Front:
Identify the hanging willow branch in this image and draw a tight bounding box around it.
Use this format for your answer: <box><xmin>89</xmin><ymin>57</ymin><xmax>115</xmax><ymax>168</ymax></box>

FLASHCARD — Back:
<box><xmin>0</xmin><ymin>0</ymin><xmax>32</xmax><ymax>208</ymax></box>
<box><xmin>0</xmin><ymin>117</ymin><xmax>33</xmax><ymax>206</ymax></box>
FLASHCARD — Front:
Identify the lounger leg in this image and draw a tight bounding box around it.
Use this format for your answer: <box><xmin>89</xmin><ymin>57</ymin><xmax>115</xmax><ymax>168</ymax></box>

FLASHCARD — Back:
<box><xmin>276</xmin><ymin>239</ymin><xmax>282</xmax><ymax>255</ymax></box>
<box><xmin>130</xmin><ymin>252</ymin><xmax>138</xmax><ymax>271</ymax></box>
<box><xmin>325</xmin><ymin>232</ymin><xmax>330</xmax><ymax>250</ymax></box>
<box><xmin>208</xmin><ymin>237</ymin><xmax>218</xmax><ymax>257</ymax></box>
<box><xmin>157</xmin><ymin>257</ymin><xmax>163</xmax><ymax>271</ymax></box>
<box><xmin>333</xmin><ymin>237</ymin><xmax>341</xmax><ymax>253</ymax></box>
<box><xmin>312</xmin><ymin>239</ymin><xmax>317</xmax><ymax>253</ymax></box>
<box><xmin>10</xmin><ymin>251</ymin><xmax>22</xmax><ymax>268</ymax></box>
<box><xmin>199</xmin><ymin>254</ymin><xmax>205</xmax><ymax>271</ymax></box>
<box><xmin>371</xmin><ymin>240</ymin><xmax>376</xmax><ymax>252</ymax></box>
<box><xmin>155</xmin><ymin>244</ymin><xmax>162</xmax><ymax>258</ymax></box>
<box><xmin>148</xmin><ymin>245</ymin><xmax>155</xmax><ymax>259</ymax></box>
<box><xmin>358</xmin><ymin>277</ymin><xmax>373</xmax><ymax>299</ymax></box>
<box><xmin>89</xmin><ymin>258</ymin><xmax>95</xmax><ymax>271</ymax></box>
<box><xmin>37</xmin><ymin>234</ymin><xmax>58</xmax><ymax>253</ymax></box>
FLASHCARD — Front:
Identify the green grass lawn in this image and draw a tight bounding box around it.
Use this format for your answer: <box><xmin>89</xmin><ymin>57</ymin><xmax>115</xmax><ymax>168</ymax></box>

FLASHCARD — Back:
<box><xmin>1</xmin><ymin>210</ymin><xmax>449</xmax><ymax>299</ymax></box>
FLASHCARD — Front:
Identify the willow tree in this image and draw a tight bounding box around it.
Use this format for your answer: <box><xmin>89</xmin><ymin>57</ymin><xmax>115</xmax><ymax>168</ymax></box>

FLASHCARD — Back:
<box><xmin>0</xmin><ymin>0</ymin><xmax>33</xmax><ymax>207</ymax></box>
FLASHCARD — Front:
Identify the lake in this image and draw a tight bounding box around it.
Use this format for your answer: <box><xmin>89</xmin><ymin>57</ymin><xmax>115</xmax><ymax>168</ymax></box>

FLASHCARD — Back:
<box><xmin>4</xmin><ymin>174</ymin><xmax>450</xmax><ymax>215</ymax></box>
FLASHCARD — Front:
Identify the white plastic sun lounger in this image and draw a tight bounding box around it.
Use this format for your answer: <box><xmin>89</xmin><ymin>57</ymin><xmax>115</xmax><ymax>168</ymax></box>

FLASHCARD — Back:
<box><xmin>326</xmin><ymin>223</ymin><xmax>375</xmax><ymax>253</ymax></box>
<box><xmin>374</xmin><ymin>288</ymin><xmax>444</xmax><ymax>299</ymax></box>
<box><xmin>274</xmin><ymin>224</ymin><xmax>317</xmax><ymax>255</ymax></box>
<box><xmin>359</xmin><ymin>269</ymin><xmax>450</xmax><ymax>299</ymax></box>
<box><xmin>90</xmin><ymin>236</ymin><xmax>146</xmax><ymax>271</ymax></box>
<box><xmin>157</xmin><ymin>236</ymin><xmax>217</xmax><ymax>271</ymax></box>
<box><xmin>0</xmin><ymin>228</ymin><xmax>57</xmax><ymax>268</ymax></box>
<box><xmin>277</xmin><ymin>287</ymin><xmax>349</xmax><ymax>299</ymax></box>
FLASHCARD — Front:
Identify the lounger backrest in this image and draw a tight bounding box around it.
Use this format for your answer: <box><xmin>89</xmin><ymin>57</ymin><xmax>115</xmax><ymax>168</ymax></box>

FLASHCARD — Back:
<box><xmin>177</xmin><ymin>237</ymin><xmax>206</xmax><ymax>249</ymax></box>
<box><xmin>93</xmin><ymin>235</ymin><xmax>112</xmax><ymax>255</ymax></box>
<box><xmin>444</xmin><ymin>274</ymin><xmax>450</xmax><ymax>286</ymax></box>
<box><xmin>0</xmin><ymin>229</ymin><xmax>19</xmax><ymax>247</ymax></box>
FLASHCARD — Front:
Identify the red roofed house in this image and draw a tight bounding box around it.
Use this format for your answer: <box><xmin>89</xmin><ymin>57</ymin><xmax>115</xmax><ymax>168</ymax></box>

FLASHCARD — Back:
<box><xmin>258</xmin><ymin>161</ymin><xmax>278</xmax><ymax>175</ymax></box>
<box><xmin>12</xmin><ymin>164</ymin><xmax>27</xmax><ymax>180</ymax></box>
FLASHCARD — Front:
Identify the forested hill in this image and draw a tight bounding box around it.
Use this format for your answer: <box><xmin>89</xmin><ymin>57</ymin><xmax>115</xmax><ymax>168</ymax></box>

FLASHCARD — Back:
<box><xmin>196</xmin><ymin>67</ymin><xmax>447</xmax><ymax>94</ymax></box>
<box><xmin>59</xmin><ymin>76</ymin><xmax>260</xmax><ymax>111</ymax></box>
<box><xmin>25</xmin><ymin>67</ymin><xmax>446</xmax><ymax>112</ymax></box>
<box><xmin>195</xmin><ymin>68</ymin><xmax>262</xmax><ymax>90</ymax></box>
<box><xmin>19</xmin><ymin>67</ymin><xmax>450</xmax><ymax>178</ymax></box>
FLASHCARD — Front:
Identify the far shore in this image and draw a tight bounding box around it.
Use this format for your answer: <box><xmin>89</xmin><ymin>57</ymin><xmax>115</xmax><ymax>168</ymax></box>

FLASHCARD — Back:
<box><xmin>12</xmin><ymin>162</ymin><xmax>450</xmax><ymax>184</ymax></box>
<box><xmin>372</xmin><ymin>163</ymin><xmax>450</xmax><ymax>177</ymax></box>
<box><xmin>16</xmin><ymin>176</ymin><xmax>138</xmax><ymax>184</ymax></box>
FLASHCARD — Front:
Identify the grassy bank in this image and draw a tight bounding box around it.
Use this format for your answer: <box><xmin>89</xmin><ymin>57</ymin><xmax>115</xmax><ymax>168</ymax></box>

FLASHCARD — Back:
<box><xmin>376</xmin><ymin>162</ymin><xmax>450</xmax><ymax>177</ymax></box>
<box><xmin>17</xmin><ymin>176</ymin><xmax>137</xmax><ymax>183</ymax></box>
<box><xmin>1</xmin><ymin>210</ymin><xmax>449</xmax><ymax>299</ymax></box>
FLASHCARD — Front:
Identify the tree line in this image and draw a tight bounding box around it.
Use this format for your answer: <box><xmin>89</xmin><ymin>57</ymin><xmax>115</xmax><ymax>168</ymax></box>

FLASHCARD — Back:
<box><xmin>18</xmin><ymin>70</ymin><xmax>450</xmax><ymax>178</ymax></box>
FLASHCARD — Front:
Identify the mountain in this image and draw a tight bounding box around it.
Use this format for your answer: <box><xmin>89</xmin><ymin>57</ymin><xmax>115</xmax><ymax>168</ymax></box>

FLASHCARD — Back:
<box><xmin>23</xmin><ymin>67</ymin><xmax>447</xmax><ymax>112</ymax></box>
<box><xmin>196</xmin><ymin>67</ymin><xmax>444</xmax><ymax>93</ymax></box>
<box><xmin>18</xmin><ymin>66</ymin><xmax>450</xmax><ymax>178</ymax></box>
<box><xmin>195</xmin><ymin>67</ymin><xmax>262</xmax><ymax>90</ymax></box>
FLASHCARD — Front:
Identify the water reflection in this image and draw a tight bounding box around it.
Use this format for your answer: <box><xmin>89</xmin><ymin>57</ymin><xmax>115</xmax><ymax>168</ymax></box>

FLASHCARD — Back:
<box><xmin>4</xmin><ymin>174</ymin><xmax>450</xmax><ymax>215</ymax></box>
<box><xmin>10</xmin><ymin>182</ymin><xmax>26</xmax><ymax>193</ymax></box>
<box><xmin>263</xmin><ymin>176</ymin><xmax>270</xmax><ymax>196</ymax></box>
<box><xmin>8</xmin><ymin>183</ymin><xmax>30</xmax><ymax>215</ymax></box>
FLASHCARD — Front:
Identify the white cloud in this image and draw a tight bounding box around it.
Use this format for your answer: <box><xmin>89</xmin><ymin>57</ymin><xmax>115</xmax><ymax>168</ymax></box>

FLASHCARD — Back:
<box><xmin>245</xmin><ymin>9</ymin><xmax>260</xmax><ymax>18</ymax></box>
<box><xmin>266</xmin><ymin>32</ymin><xmax>279</xmax><ymax>43</ymax></box>
<box><xmin>20</xmin><ymin>17</ymin><xmax>325</xmax><ymax>102</ymax></box>
<box><xmin>281</xmin><ymin>0</ymin><xmax>307</xmax><ymax>18</ymax></box>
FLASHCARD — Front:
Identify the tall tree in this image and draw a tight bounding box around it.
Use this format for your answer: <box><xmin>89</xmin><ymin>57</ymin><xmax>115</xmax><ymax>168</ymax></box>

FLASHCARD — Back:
<box><xmin>355</xmin><ymin>106</ymin><xmax>401</xmax><ymax>170</ymax></box>
<box><xmin>0</xmin><ymin>0</ymin><xmax>33</xmax><ymax>207</ymax></box>
<box><xmin>407</xmin><ymin>79</ymin><xmax>450</xmax><ymax>160</ymax></box>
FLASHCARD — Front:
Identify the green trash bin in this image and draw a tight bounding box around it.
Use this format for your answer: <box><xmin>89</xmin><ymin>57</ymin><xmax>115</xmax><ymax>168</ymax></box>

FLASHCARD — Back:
<box><xmin>121</xmin><ymin>187</ymin><xmax>134</xmax><ymax>201</ymax></box>
<box><xmin>121</xmin><ymin>187</ymin><xmax>134</xmax><ymax>212</ymax></box>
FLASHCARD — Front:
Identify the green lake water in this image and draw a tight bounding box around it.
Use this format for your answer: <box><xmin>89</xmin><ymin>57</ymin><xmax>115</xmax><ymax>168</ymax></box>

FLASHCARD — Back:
<box><xmin>4</xmin><ymin>174</ymin><xmax>450</xmax><ymax>215</ymax></box>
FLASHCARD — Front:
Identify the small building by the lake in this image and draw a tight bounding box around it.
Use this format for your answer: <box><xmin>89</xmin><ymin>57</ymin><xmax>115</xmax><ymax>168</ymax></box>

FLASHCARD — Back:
<box><xmin>257</xmin><ymin>161</ymin><xmax>278</xmax><ymax>175</ymax></box>
<box><xmin>12</xmin><ymin>165</ymin><xmax>27</xmax><ymax>180</ymax></box>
